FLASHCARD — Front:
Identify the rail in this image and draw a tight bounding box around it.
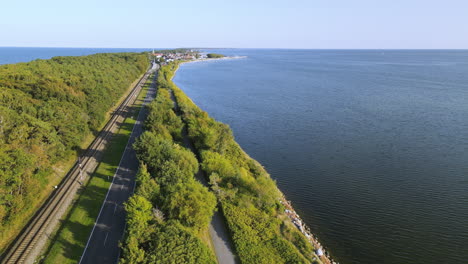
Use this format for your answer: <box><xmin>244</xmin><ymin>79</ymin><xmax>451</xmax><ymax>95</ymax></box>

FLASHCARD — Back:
<box><xmin>0</xmin><ymin>69</ymin><xmax>152</xmax><ymax>264</ymax></box>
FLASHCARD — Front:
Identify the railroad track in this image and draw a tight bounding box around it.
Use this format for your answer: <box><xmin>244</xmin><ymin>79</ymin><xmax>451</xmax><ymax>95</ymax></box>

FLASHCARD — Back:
<box><xmin>0</xmin><ymin>68</ymin><xmax>153</xmax><ymax>264</ymax></box>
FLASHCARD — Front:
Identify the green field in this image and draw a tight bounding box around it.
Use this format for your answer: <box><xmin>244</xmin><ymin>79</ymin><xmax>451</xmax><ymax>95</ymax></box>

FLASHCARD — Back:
<box><xmin>40</xmin><ymin>76</ymin><xmax>152</xmax><ymax>264</ymax></box>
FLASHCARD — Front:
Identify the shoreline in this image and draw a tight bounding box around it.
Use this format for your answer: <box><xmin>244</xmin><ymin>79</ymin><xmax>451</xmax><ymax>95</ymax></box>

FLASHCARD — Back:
<box><xmin>172</xmin><ymin>56</ymin><xmax>246</xmax><ymax>83</ymax></box>
<box><xmin>280</xmin><ymin>195</ymin><xmax>338</xmax><ymax>264</ymax></box>
<box><xmin>171</xmin><ymin>61</ymin><xmax>338</xmax><ymax>264</ymax></box>
<box><xmin>170</xmin><ymin>56</ymin><xmax>247</xmax><ymax>107</ymax></box>
<box><xmin>194</xmin><ymin>55</ymin><xmax>247</xmax><ymax>63</ymax></box>
<box><xmin>176</xmin><ymin>55</ymin><xmax>247</xmax><ymax>67</ymax></box>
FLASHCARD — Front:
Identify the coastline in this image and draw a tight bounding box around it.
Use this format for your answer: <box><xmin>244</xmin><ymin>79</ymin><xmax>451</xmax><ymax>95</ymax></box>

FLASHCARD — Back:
<box><xmin>192</xmin><ymin>56</ymin><xmax>247</xmax><ymax>63</ymax></box>
<box><xmin>175</xmin><ymin>56</ymin><xmax>247</xmax><ymax>70</ymax></box>
<box><xmin>280</xmin><ymin>196</ymin><xmax>337</xmax><ymax>264</ymax></box>
<box><xmin>170</xmin><ymin>61</ymin><xmax>338</xmax><ymax>264</ymax></box>
<box><xmin>172</xmin><ymin>56</ymin><xmax>246</xmax><ymax>83</ymax></box>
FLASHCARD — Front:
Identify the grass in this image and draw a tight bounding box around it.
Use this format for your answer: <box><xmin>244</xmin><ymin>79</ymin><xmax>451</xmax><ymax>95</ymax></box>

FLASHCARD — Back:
<box><xmin>200</xmin><ymin>227</ymin><xmax>216</xmax><ymax>259</ymax></box>
<box><xmin>39</xmin><ymin>76</ymin><xmax>152</xmax><ymax>264</ymax></box>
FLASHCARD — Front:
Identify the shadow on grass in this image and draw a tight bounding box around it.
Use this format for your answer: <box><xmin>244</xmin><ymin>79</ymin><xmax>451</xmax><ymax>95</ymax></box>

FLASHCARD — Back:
<box><xmin>40</xmin><ymin>170</ymin><xmax>114</xmax><ymax>263</ymax></box>
<box><xmin>41</xmin><ymin>134</ymin><xmax>135</xmax><ymax>263</ymax></box>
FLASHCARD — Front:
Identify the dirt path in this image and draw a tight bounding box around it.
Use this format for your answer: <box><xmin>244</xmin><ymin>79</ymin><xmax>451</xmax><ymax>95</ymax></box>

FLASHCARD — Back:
<box><xmin>171</xmin><ymin>91</ymin><xmax>239</xmax><ymax>264</ymax></box>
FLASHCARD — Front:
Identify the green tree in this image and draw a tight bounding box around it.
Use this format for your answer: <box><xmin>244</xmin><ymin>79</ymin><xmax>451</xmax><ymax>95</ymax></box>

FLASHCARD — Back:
<box><xmin>125</xmin><ymin>195</ymin><xmax>153</xmax><ymax>238</ymax></box>
<box><xmin>163</xmin><ymin>180</ymin><xmax>216</xmax><ymax>230</ymax></box>
<box><xmin>135</xmin><ymin>163</ymin><xmax>160</xmax><ymax>204</ymax></box>
<box><xmin>145</xmin><ymin>222</ymin><xmax>216</xmax><ymax>264</ymax></box>
<box><xmin>206</xmin><ymin>53</ymin><xmax>225</xmax><ymax>58</ymax></box>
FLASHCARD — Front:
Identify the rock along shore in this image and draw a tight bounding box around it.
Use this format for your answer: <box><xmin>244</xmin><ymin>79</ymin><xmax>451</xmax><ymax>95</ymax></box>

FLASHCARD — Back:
<box><xmin>280</xmin><ymin>194</ymin><xmax>338</xmax><ymax>264</ymax></box>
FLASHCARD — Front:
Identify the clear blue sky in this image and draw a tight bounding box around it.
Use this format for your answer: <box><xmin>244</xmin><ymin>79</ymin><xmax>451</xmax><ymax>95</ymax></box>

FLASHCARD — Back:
<box><xmin>1</xmin><ymin>0</ymin><xmax>467</xmax><ymax>49</ymax></box>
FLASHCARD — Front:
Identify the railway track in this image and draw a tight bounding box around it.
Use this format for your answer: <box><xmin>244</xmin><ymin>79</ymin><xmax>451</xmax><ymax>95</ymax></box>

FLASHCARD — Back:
<box><xmin>0</xmin><ymin>68</ymin><xmax>153</xmax><ymax>264</ymax></box>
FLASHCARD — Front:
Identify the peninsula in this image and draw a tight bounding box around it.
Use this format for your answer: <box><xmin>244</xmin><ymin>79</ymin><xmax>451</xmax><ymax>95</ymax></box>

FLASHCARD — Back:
<box><xmin>0</xmin><ymin>50</ymin><xmax>336</xmax><ymax>264</ymax></box>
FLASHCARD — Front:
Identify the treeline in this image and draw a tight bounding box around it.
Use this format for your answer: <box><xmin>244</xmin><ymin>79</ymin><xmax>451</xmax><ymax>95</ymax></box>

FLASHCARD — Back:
<box><xmin>0</xmin><ymin>53</ymin><xmax>147</xmax><ymax>247</ymax></box>
<box><xmin>120</xmin><ymin>83</ymin><xmax>217</xmax><ymax>263</ymax></box>
<box><xmin>206</xmin><ymin>53</ymin><xmax>225</xmax><ymax>58</ymax></box>
<box><xmin>157</xmin><ymin>62</ymin><xmax>319</xmax><ymax>263</ymax></box>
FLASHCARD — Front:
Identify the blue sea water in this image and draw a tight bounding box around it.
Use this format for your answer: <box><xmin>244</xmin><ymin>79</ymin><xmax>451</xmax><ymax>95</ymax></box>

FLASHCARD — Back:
<box><xmin>1</xmin><ymin>48</ymin><xmax>467</xmax><ymax>264</ymax></box>
<box><xmin>173</xmin><ymin>49</ymin><xmax>468</xmax><ymax>264</ymax></box>
<box><xmin>0</xmin><ymin>47</ymin><xmax>150</xmax><ymax>65</ymax></box>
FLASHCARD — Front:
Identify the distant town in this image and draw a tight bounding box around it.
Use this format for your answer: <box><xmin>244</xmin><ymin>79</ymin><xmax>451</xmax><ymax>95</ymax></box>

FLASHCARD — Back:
<box><xmin>150</xmin><ymin>49</ymin><xmax>224</xmax><ymax>64</ymax></box>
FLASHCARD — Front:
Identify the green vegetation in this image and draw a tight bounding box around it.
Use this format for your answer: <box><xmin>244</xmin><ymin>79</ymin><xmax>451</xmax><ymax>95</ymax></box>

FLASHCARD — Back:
<box><xmin>0</xmin><ymin>53</ymin><xmax>147</xmax><ymax>251</ymax></box>
<box><xmin>206</xmin><ymin>53</ymin><xmax>225</xmax><ymax>58</ymax></box>
<box><xmin>156</xmin><ymin>62</ymin><xmax>319</xmax><ymax>264</ymax></box>
<box><xmin>120</xmin><ymin>80</ymin><xmax>217</xmax><ymax>263</ymax></box>
<box><xmin>41</xmin><ymin>74</ymin><xmax>152</xmax><ymax>264</ymax></box>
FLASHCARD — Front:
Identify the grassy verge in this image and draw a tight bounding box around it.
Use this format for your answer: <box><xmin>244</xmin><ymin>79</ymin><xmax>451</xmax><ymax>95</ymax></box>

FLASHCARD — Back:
<box><xmin>39</xmin><ymin>76</ymin><xmax>152</xmax><ymax>264</ymax></box>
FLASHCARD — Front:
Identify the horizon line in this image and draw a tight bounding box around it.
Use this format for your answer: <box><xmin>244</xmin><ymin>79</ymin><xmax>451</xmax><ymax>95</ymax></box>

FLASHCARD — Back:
<box><xmin>1</xmin><ymin>46</ymin><xmax>468</xmax><ymax>51</ymax></box>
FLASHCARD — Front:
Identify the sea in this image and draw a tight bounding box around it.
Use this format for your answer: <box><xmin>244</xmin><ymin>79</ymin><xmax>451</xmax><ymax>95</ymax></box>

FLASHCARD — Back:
<box><xmin>173</xmin><ymin>49</ymin><xmax>468</xmax><ymax>264</ymax></box>
<box><xmin>0</xmin><ymin>47</ymin><xmax>150</xmax><ymax>65</ymax></box>
<box><xmin>1</xmin><ymin>48</ymin><xmax>467</xmax><ymax>264</ymax></box>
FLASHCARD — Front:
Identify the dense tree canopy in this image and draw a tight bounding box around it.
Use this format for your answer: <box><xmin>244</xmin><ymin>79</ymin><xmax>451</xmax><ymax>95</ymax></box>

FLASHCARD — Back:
<box><xmin>0</xmin><ymin>53</ymin><xmax>147</xmax><ymax>246</ymax></box>
<box><xmin>206</xmin><ymin>53</ymin><xmax>225</xmax><ymax>58</ymax></box>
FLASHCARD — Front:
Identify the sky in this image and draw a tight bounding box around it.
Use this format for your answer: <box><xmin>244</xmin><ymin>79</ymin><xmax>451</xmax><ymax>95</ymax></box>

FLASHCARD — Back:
<box><xmin>1</xmin><ymin>0</ymin><xmax>468</xmax><ymax>49</ymax></box>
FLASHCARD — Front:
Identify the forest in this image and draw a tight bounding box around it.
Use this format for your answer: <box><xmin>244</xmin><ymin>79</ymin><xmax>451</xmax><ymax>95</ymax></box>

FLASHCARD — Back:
<box><xmin>206</xmin><ymin>53</ymin><xmax>225</xmax><ymax>58</ymax></box>
<box><xmin>121</xmin><ymin>61</ymin><xmax>320</xmax><ymax>263</ymax></box>
<box><xmin>0</xmin><ymin>53</ymin><xmax>148</xmax><ymax>249</ymax></box>
<box><xmin>121</xmin><ymin>80</ymin><xmax>217</xmax><ymax>263</ymax></box>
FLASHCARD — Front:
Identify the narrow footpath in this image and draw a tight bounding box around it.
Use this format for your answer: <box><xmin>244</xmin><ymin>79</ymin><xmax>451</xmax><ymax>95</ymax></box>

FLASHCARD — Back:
<box><xmin>79</xmin><ymin>72</ymin><xmax>157</xmax><ymax>264</ymax></box>
<box><xmin>171</xmin><ymin>92</ymin><xmax>238</xmax><ymax>264</ymax></box>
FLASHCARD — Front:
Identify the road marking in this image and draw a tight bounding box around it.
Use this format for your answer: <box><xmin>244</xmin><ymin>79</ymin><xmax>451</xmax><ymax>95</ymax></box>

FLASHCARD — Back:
<box><xmin>132</xmin><ymin>176</ymin><xmax>137</xmax><ymax>194</ymax></box>
<box><xmin>120</xmin><ymin>184</ymin><xmax>124</xmax><ymax>190</ymax></box>
<box><xmin>114</xmin><ymin>203</ymin><xmax>118</xmax><ymax>214</ymax></box>
<box><xmin>79</xmin><ymin>75</ymin><xmax>156</xmax><ymax>264</ymax></box>
<box><xmin>104</xmin><ymin>232</ymin><xmax>109</xmax><ymax>246</ymax></box>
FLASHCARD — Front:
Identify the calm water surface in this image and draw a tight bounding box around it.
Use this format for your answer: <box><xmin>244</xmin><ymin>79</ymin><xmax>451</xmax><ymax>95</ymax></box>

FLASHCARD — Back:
<box><xmin>1</xmin><ymin>48</ymin><xmax>466</xmax><ymax>263</ymax></box>
<box><xmin>0</xmin><ymin>47</ymin><xmax>149</xmax><ymax>65</ymax></box>
<box><xmin>173</xmin><ymin>50</ymin><xmax>468</xmax><ymax>264</ymax></box>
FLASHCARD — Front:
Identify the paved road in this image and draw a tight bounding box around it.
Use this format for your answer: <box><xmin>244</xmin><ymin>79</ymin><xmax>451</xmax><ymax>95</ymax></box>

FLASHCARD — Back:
<box><xmin>79</xmin><ymin>75</ymin><xmax>157</xmax><ymax>264</ymax></box>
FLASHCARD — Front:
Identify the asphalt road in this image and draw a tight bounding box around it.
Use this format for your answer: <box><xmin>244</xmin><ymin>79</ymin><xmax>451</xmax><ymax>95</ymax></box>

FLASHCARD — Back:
<box><xmin>79</xmin><ymin>76</ymin><xmax>157</xmax><ymax>264</ymax></box>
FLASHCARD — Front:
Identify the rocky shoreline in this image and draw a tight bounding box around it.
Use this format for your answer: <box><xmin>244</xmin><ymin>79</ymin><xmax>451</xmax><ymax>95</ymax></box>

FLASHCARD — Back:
<box><xmin>280</xmin><ymin>195</ymin><xmax>338</xmax><ymax>264</ymax></box>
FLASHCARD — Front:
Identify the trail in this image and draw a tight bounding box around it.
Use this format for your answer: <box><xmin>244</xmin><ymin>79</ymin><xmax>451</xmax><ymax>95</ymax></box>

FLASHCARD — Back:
<box><xmin>171</xmin><ymin>91</ymin><xmax>239</xmax><ymax>264</ymax></box>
